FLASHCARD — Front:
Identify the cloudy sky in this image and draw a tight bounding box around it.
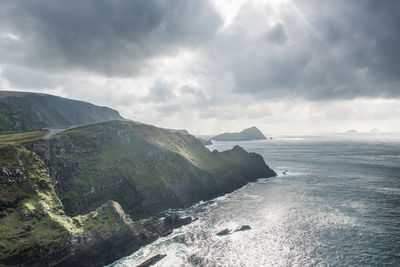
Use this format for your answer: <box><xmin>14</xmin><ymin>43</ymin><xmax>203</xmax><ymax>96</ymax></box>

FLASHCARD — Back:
<box><xmin>1</xmin><ymin>0</ymin><xmax>399</xmax><ymax>134</ymax></box>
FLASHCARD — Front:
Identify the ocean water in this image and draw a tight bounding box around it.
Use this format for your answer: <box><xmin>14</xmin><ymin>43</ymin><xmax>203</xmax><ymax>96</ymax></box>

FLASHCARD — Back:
<box><xmin>109</xmin><ymin>133</ymin><xmax>400</xmax><ymax>266</ymax></box>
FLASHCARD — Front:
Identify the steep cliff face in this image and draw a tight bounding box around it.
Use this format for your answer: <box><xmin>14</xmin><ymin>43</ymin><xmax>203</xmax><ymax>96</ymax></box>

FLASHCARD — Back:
<box><xmin>0</xmin><ymin>91</ymin><xmax>124</xmax><ymax>132</ymax></box>
<box><xmin>24</xmin><ymin>121</ymin><xmax>276</xmax><ymax>218</ymax></box>
<box><xmin>0</xmin><ymin>121</ymin><xmax>275</xmax><ymax>266</ymax></box>
<box><xmin>0</xmin><ymin>145</ymin><xmax>191</xmax><ymax>266</ymax></box>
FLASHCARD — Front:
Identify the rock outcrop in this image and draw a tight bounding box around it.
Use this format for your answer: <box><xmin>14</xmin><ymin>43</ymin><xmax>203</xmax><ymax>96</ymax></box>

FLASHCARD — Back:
<box><xmin>235</xmin><ymin>225</ymin><xmax>251</xmax><ymax>232</ymax></box>
<box><xmin>0</xmin><ymin>145</ymin><xmax>191</xmax><ymax>266</ymax></box>
<box><xmin>216</xmin><ymin>225</ymin><xmax>251</xmax><ymax>236</ymax></box>
<box><xmin>24</xmin><ymin>121</ymin><xmax>276</xmax><ymax>219</ymax></box>
<box><xmin>0</xmin><ymin>121</ymin><xmax>275</xmax><ymax>266</ymax></box>
<box><xmin>216</xmin><ymin>228</ymin><xmax>231</xmax><ymax>236</ymax></box>
<box><xmin>137</xmin><ymin>254</ymin><xmax>167</xmax><ymax>267</ymax></box>
<box><xmin>212</xmin><ymin>126</ymin><xmax>267</xmax><ymax>141</ymax></box>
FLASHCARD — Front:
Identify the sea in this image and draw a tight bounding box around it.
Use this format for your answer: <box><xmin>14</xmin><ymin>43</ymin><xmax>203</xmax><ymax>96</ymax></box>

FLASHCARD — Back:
<box><xmin>109</xmin><ymin>133</ymin><xmax>400</xmax><ymax>266</ymax></box>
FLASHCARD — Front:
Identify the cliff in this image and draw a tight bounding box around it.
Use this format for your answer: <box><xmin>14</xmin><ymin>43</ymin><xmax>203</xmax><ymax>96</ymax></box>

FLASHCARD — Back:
<box><xmin>0</xmin><ymin>91</ymin><xmax>124</xmax><ymax>132</ymax></box>
<box><xmin>24</xmin><ymin>121</ymin><xmax>275</xmax><ymax>218</ymax></box>
<box><xmin>0</xmin><ymin>145</ymin><xmax>191</xmax><ymax>266</ymax></box>
<box><xmin>0</xmin><ymin>120</ymin><xmax>275</xmax><ymax>266</ymax></box>
<box><xmin>212</xmin><ymin>126</ymin><xmax>267</xmax><ymax>141</ymax></box>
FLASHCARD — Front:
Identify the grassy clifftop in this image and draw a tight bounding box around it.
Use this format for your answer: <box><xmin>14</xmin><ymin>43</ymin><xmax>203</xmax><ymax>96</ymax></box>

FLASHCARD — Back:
<box><xmin>25</xmin><ymin>121</ymin><xmax>276</xmax><ymax>218</ymax></box>
<box><xmin>0</xmin><ymin>130</ymin><xmax>49</xmax><ymax>145</ymax></box>
<box><xmin>0</xmin><ymin>91</ymin><xmax>124</xmax><ymax>132</ymax></box>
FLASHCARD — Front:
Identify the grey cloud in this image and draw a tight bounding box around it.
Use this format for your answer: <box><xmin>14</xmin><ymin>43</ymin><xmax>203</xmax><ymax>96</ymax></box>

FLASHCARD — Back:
<box><xmin>1</xmin><ymin>0</ymin><xmax>400</xmax><ymax>108</ymax></box>
<box><xmin>156</xmin><ymin>104</ymin><xmax>181</xmax><ymax>115</ymax></box>
<box><xmin>1</xmin><ymin>65</ymin><xmax>63</xmax><ymax>89</ymax></box>
<box><xmin>0</xmin><ymin>0</ymin><xmax>221</xmax><ymax>76</ymax></box>
<box><xmin>264</xmin><ymin>23</ymin><xmax>287</xmax><ymax>45</ymax></box>
<box><xmin>202</xmin><ymin>0</ymin><xmax>400</xmax><ymax>101</ymax></box>
<box><xmin>143</xmin><ymin>81</ymin><xmax>174</xmax><ymax>103</ymax></box>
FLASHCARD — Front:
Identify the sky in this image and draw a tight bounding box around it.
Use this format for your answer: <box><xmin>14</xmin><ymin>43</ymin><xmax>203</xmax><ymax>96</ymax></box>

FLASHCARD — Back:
<box><xmin>0</xmin><ymin>0</ymin><xmax>399</xmax><ymax>134</ymax></box>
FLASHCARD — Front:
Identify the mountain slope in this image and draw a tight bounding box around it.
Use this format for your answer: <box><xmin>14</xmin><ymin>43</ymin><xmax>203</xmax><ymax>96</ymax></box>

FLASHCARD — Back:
<box><xmin>212</xmin><ymin>126</ymin><xmax>267</xmax><ymax>141</ymax></box>
<box><xmin>0</xmin><ymin>91</ymin><xmax>124</xmax><ymax>132</ymax></box>
<box><xmin>24</xmin><ymin>121</ymin><xmax>276</xmax><ymax>218</ymax></box>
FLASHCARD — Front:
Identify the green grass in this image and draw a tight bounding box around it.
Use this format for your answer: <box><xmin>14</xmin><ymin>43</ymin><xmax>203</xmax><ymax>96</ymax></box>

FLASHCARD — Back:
<box><xmin>0</xmin><ymin>121</ymin><xmax>271</xmax><ymax>262</ymax></box>
<box><xmin>30</xmin><ymin>120</ymin><xmax>264</xmax><ymax>216</ymax></box>
<box><xmin>0</xmin><ymin>91</ymin><xmax>123</xmax><ymax>132</ymax></box>
<box><xmin>0</xmin><ymin>145</ymin><xmax>130</xmax><ymax>262</ymax></box>
<box><xmin>0</xmin><ymin>129</ymin><xmax>49</xmax><ymax>145</ymax></box>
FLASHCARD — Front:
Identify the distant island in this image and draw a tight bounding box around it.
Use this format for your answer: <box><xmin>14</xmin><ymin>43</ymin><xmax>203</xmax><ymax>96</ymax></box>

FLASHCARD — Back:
<box><xmin>212</xmin><ymin>126</ymin><xmax>267</xmax><ymax>141</ymax></box>
<box><xmin>346</xmin><ymin>129</ymin><xmax>358</xmax><ymax>133</ymax></box>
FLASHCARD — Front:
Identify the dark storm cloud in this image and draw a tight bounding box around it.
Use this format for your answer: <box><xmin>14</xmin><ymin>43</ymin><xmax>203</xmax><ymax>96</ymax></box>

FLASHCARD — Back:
<box><xmin>0</xmin><ymin>0</ymin><xmax>221</xmax><ymax>76</ymax></box>
<box><xmin>1</xmin><ymin>0</ymin><xmax>400</xmax><ymax>104</ymax></box>
<box><xmin>203</xmin><ymin>0</ymin><xmax>400</xmax><ymax>101</ymax></box>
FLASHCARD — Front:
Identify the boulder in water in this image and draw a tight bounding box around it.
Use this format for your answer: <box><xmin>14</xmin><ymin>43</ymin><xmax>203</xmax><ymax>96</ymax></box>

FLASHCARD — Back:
<box><xmin>137</xmin><ymin>254</ymin><xmax>167</xmax><ymax>267</ymax></box>
<box><xmin>234</xmin><ymin>225</ymin><xmax>251</xmax><ymax>232</ymax></box>
<box><xmin>216</xmin><ymin>228</ymin><xmax>231</xmax><ymax>236</ymax></box>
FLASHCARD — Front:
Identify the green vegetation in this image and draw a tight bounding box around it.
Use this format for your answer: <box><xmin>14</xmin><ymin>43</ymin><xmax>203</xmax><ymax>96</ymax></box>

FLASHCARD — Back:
<box><xmin>212</xmin><ymin>126</ymin><xmax>267</xmax><ymax>141</ymax></box>
<box><xmin>0</xmin><ymin>145</ymin><xmax>130</xmax><ymax>263</ymax></box>
<box><xmin>0</xmin><ymin>103</ymin><xmax>43</xmax><ymax>132</ymax></box>
<box><xmin>0</xmin><ymin>91</ymin><xmax>124</xmax><ymax>132</ymax></box>
<box><xmin>23</xmin><ymin>120</ymin><xmax>274</xmax><ymax>217</ymax></box>
<box><xmin>0</xmin><ymin>121</ymin><xmax>275</xmax><ymax>265</ymax></box>
<box><xmin>0</xmin><ymin>129</ymin><xmax>49</xmax><ymax>145</ymax></box>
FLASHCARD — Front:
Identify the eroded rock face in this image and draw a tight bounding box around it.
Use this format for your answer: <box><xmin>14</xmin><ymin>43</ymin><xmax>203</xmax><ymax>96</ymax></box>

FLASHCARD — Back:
<box><xmin>23</xmin><ymin>121</ymin><xmax>276</xmax><ymax>220</ymax></box>
<box><xmin>1</xmin><ymin>121</ymin><xmax>276</xmax><ymax>266</ymax></box>
<box><xmin>58</xmin><ymin>209</ymin><xmax>192</xmax><ymax>267</ymax></box>
<box><xmin>0</xmin><ymin>145</ymin><xmax>192</xmax><ymax>267</ymax></box>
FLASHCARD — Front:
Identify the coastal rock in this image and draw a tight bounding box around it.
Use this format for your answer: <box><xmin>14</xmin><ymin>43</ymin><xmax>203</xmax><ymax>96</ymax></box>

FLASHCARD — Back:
<box><xmin>23</xmin><ymin>121</ymin><xmax>276</xmax><ymax>219</ymax></box>
<box><xmin>216</xmin><ymin>225</ymin><xmax>251</xmax><ymax>236</ymax></box>
<box><xmin>137</xmin><ymin>254</ymin><xmax>167</xmax><ymax>267</ymax></box>
<box><xmin>163</xmin><ymin>214</ymin><xmax>192</xmax><ymax>229</ymax></box>
<box><xmin>0</xmin><ymin>145</ymin><xmax>193</xmax><ymax>267</ymax></box>
<box><xmin>1</xmin><ymin>121</ymin><xmax>275</xmax><ymax>266</ymax></box>
<box><xmin>216</xmin><ymin>228</ymin><xmax>231</xmax><ymax>236</ymax></box>
<box><xmin>234</xmin><ymin>225</ymin><xmax>251</xmax><ymax>232</ymax></box>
